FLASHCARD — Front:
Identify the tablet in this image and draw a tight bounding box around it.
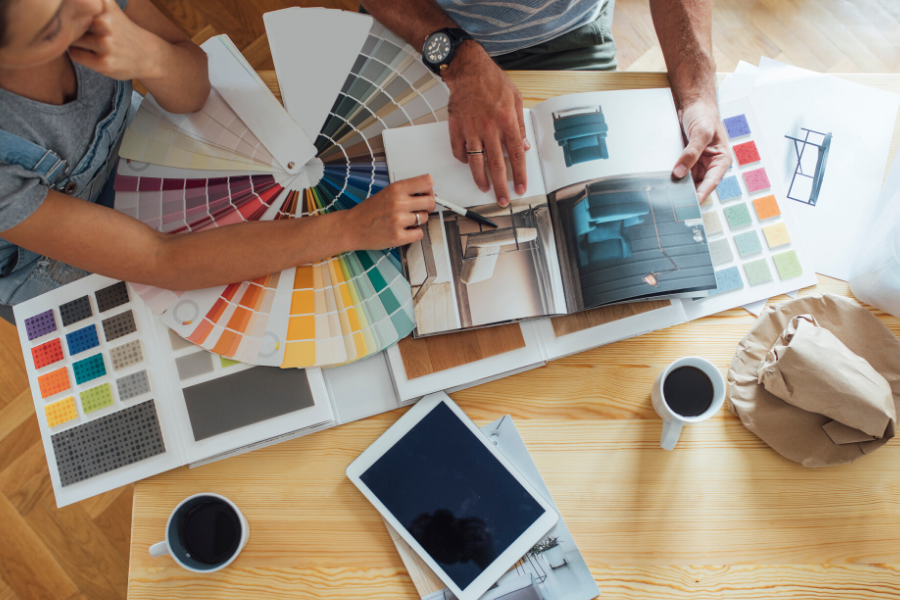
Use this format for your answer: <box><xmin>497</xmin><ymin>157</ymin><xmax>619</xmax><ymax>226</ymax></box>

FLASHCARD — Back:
<box><xmin>346</xmin><ymin>393</ymin><xmax>559</xmax><ymax>600</ymax></box>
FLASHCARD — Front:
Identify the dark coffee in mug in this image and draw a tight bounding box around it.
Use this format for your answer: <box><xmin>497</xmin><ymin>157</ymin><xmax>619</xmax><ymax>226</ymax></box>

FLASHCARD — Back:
<box><xmin>663</xmin><ymin>366</ymin><xmax>714</xmax><ymax>417</ymax></box>
<box><xmin>179</xmin><ymin>498</ymin><xmax>242</xmax><ymax>565</ymax></box>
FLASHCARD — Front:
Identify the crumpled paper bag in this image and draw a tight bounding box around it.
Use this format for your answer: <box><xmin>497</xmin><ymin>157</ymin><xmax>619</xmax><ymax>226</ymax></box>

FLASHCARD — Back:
<box><xmin>756</xmin><ymin>314</ymin><xmax>895</xmax><ymax>442</ymax></box>
<box><xmin>728</xmin><ymin>294</ymin><xmax>900</xmax><ymax>468</ymax></box>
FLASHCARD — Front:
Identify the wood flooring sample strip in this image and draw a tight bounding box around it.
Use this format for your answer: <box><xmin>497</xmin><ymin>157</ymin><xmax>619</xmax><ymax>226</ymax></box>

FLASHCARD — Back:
<box><xmin>397</xmin><ymin>336</ymin><xmax>437</xmax><ymax>380</ymax></box>
<box><xmin>551</xmin><ymin>300</ymin><xmax>672</xmax><ymax>337</ymax></box>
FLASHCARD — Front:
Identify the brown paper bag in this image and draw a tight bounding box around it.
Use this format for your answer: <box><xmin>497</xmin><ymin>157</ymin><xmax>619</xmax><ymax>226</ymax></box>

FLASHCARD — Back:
<box><xmin>757</xmin><ymin>314</ymin><xmax>895</xmax><ymax>439</ymax></box>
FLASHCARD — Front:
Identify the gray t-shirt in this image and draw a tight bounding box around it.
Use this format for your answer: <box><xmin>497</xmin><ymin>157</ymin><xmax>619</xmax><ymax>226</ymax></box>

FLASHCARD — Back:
<box><xmin>0</xmin><ymin>0</ymin><xmax>129</xmax><ymax>233</ymax></box>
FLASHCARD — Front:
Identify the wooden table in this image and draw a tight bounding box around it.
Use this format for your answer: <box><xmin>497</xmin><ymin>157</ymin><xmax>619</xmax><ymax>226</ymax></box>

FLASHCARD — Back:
<box><xmin>128</xmin><ymin>72</ymin><xmax>900</xmax><ymax>599</ymax></box>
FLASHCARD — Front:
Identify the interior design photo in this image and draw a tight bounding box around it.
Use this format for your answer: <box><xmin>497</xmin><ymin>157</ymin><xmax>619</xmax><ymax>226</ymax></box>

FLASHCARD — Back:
<box><xmin>403</xmin><ymin>197</ymin><xmax>566</xmax><ymax>336</ymax></box>
<box><xmin>552</xmin><ymin>106</ymin><xmax>609</xmax><ymax>168</ymax></box>
<box><xmin>550</xmin><ymin>171</ymin><xmax>716</xmax><ymax>310</ymax></box>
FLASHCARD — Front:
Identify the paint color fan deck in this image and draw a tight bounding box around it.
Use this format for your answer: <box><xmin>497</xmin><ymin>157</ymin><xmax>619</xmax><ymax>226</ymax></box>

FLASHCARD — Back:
<box><xmin>113</xmin><ymin>10</ymin><xmax>451</xmax><ymax>369</ymax></box>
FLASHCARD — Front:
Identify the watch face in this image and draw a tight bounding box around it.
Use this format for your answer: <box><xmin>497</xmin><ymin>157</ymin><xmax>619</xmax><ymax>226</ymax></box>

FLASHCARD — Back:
<box><xmin>425</xmin><ymin>33</ymin><xmax>452</xmax><ymax>64</ymax></box>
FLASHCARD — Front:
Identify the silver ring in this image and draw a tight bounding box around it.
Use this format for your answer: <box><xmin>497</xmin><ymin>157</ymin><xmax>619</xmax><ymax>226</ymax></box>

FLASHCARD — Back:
<box><xmin>415</xmin><ymin>212</ymin><xmax>421</xmax><ymax>226</ymax></box>
<box><xmin>466</xmin><ymin>149</ymin><xmax>485</xmax><ymax>155</ymax></box>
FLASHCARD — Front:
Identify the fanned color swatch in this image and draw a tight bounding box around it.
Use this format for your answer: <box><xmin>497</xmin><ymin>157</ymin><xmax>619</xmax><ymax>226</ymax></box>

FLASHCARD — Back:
<box><xmin>113</xmin><ymin>12</ymin><xmax>449</xmax><ymax>369</ymax></box>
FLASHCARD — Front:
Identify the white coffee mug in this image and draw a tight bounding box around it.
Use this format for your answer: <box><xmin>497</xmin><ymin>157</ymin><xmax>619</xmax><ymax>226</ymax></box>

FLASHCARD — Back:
<box><xmin>149</xmin><ymin>493</ymin><xmax>249</xmax><ymax>573</ymax></box>
<box><xmin>651</xmin><ymin>357</ymin><xmax>726</xmax><ymax>451</ymax></box>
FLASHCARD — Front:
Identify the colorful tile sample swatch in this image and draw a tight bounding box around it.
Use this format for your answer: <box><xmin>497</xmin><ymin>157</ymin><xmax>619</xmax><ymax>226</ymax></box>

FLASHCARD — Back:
<box><xmin>710</xmin><ymin>266</ymin><xmax>743</xmax><ymax>295</ymax></box>
<box><xmin>59</xmin><ymin>295</ymin><xmax>93</xmax><ymax>327</ymax></box>
<box><xmin>220</xmin><ymin>357</ymin><xmax>241</xmax><ymax>368</ymax></box>
<box><xmin>724</xmin><ymin>203</ymin><xmax>753</xmax><ymax>229</ymax></box>
<box><xmin>743</xmin><ymin>167</ymin><xmax>771</xmax><ymax>193</ymax></box>
<box><xmin>80</xmin><ymin>383</ymin><xmax>114</xmax><ymax>414</ymax></box>
<box><xmin>102</xmin><ymin>310</ymin><xmax>137</xmax><ymax>342</ymax></box>
<box><xmin>32</xmin><ymin>338</ymin><xmax>64</xmax><ymax>370</ymax></box>
<box><xmin>708</xmin><ymin>238</ymin><xmax>734</xmax><ymax>266</ymax></box>
<box><xmin>45</xmin><ymin>396</ymin><xmax>78</xmax><ymax>428</ymax></box>
<box><xmin>117</xmin><ymin>370</ymin><xmax>151</xmax><ymax>401</ymax></box>
<box><xmin>38</xmin><ymin>367</ymin><xmax>70</xmax><ymax>399</ymax></box>
<box><xmin>73</xmin><ymin>354</ymin><xmax>107</xmax><ymax>385</ymax></box>
<box><xmin>724</xmin><ymin>114</ymin><xmax>751</xmax><ymax>139</ymax></box>
<box><xmin>733</xmin><ymin>140</ymin><xmax>760</xmax><ymax>166</ymax></box>
<box><xmin>175</xmin><ymin>351</ymin><xmax>215</xmax><ymax>380</ymax></box>
<box><xmin>702</xmin><ymin>211</ymin><xmax>724</xmax><ymax>235</ymax></box>
<box><xmin>744</xmin><ymin>258</ymin><xmax>774</xmax><ymax>286</ymax></box>
<box><xmin>753</xmin><ymin>195</ymin><xmax>781</xmax><ymax>220</ymax></box>
<box><xmin>774</xmin><ymin>250</ymin><xmax>803</xmax><ymax>279</ymax></box>
<box><xmin>65</xmin><ymin>324</ymin><xmax>100</xmax><ymax>356</ymax></box>
<box><xmin>51</xmin><ymin>399</ymin><xmax>165</xmax><ymax>486</ymax></box>
<box><xmin>716</xmin><ymin>176</ymin><xmax>742</xmax><ymax>201</ymax></box>
<box><xmin>734</xmin><ymin>230</ymin><xmax>763</xmax><ymax>257</ymax></box>
<box><xmin>25</xmin><ymin>309</ymin><xmax>57</xmax><ymax>341</ymax></box>
<box><xmin>95</xmin><ymin>281</ymin><xmax>130</xmax><ymax>313</ymax></box>
<box><xmin>763</xmin><ymin>222</ymin><xmax>791</xmax><ymax>248</ymax></box>
<box><xmin>110</xmin><ymin>340</ymin><xmax>144</xmax><ymax>371</ymax></box>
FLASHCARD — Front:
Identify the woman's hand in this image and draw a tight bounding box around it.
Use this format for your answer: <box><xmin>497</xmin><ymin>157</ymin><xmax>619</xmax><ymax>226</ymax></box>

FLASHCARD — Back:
<box><xmin>343</xmin><ymin>174</ymin><xmax>437</xmax><ymax>250</ymax></box>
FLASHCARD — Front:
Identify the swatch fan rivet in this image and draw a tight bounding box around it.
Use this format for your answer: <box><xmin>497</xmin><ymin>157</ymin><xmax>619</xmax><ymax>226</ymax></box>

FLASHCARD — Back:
<box><xmin>287</xmin><ymin>161</ymin><xmax>296</xmax><ymax>170</ymax></box>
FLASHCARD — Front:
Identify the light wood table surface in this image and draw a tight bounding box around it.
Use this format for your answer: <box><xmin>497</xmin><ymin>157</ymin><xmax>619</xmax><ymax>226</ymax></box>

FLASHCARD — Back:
<box><xmin>128</xmin><ymin>72</ymin><xmax>900</xmax><ymax>599</ymax></box>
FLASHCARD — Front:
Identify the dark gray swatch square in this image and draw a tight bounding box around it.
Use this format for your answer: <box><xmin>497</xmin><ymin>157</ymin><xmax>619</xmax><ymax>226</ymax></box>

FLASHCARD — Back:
<box><xmin>95</xmin><ymin>281</ymin><xmax>130</xmax><ymax>313</ymax></box>
<box><xmin>102</xmin><ymin>310</ymin><xmax>137</xmax><ymax>342</ymax></box>
<box><xmin>117</xmin><ymin>370</ymin><xmax>151</xmax><ymax>400</ymax></box>
<box><xmin>175</xmin><ymin>351</ymin><xmax>215</xmax><ymax>381</ymax></box>
<box><xmin>183</xmin><ymin>368</ymin><xmax>315</xmax><ymax>441</ymax></box>
<box><xmin>51</xmin><ymin>400</ymin><xmax>165</xmax><ymax>486</ymax></box>
<box><xmin>59</xmin><ymin>295</ymin><xmax>92</xmax><ymax>327</ymax></box>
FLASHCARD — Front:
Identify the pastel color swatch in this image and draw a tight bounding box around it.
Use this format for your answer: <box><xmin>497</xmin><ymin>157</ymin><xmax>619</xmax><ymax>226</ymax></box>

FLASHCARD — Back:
<box><xmin>65</xmin><ymin>324</ymin><xmax>100</xmax><ymax>356</ymax></box>
<box><xmin>744</xmin><ymin>258</ymin><xmax>774</xmax><ymax>286</ymax></box>
<box><xmin>80</xmin><ymin>383</ymin><xmax>114</xmax><ymax>414</ymax></box>
<box><xmin>45</xmin><ymin>397</ymin><xmax>78</xmax><ymax>428</ymax></box>
<box><xmin>716</xmin><ymin>176</ymin><xmax>742</xmax><ymax>201</ymax></box>
<box><xmin>724</xmin><ymin>203</ymin><xmax>753</xmax><ymax>229</ymax></box>
<box><xmin>743</xmin><ymin>168</ymin><xmax>771</xmax><ymax>193</ymax></box>
<box><xmin>32</xmin><ymin>338</ymin><xmax>64</xmax><ymax>370</ymax></box>
<box><xmin>708</xmin><ymin>238</ymin><xmax>734</xmax><ymax>266</ymax></box>
<box><xmin>25</xmin><ymin>309</ymin><xmax>57</xmax><ymax>341</ymax></box>
<box><xmin>73</xmin><ymin>354</ymin><xmax>107</xmax><ymax>385</ymax></box>
<box><xmin>702</xmin><ymin>211</ymin><xmax>724</xmax><ymax>235</ymax></box>
<box><xmin>774</xmin><ymin>250</ymin><xmax>803</xmax><ymax>279</ymax></box>
<box><xmin>734</xmin><ymin>230</ymin><xmax>763</xmax><ymax>257</ymax></box>
<box><xmin>710</xmin><ymin>266</ymin><xmax>743</xmax><ymax>295</ymax></box>
<box><xmin>753</xmin><ymin>195</ymin><xmax>781</xmax><ymax>220</ymax></box>
<box><xmin>38</xmin><ymin>367</ymin><xmax>70</xmax><ymax>399</ymax></box>
<box><xmin>724</xmin><ymin>114</ymin><xmax>751</xmax><ymax>139</ymax></box>
<box><xmin>763</xmin><ymin>222</ymin><xmax>791</xmax><ymax>248</ymax></box>
<box><xmin>733</xmin><ymin>140</ymin><xmax>760</xmax><ymax>165</ymax></box>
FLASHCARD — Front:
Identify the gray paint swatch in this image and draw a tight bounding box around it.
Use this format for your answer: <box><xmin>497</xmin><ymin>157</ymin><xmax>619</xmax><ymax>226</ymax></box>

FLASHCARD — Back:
<box><xmin>175</xmin><ymin>351</ymin><xmax>215</xmax><ymax>381</ymax></box>
<box><xmin>183</xmin><ymin>367</ymin><xmax>315</xmax><ymax>441</ymax></box>
<box><xmin>110</xmin><ymin>339</ymin><xmax>144</xmax><ymax>371</ymax></box>
<box><xmin>102</xmin><ymin>310</ymin><xmax>137</xmax><ymax>342</ymax></box>
<box><xmin>59</xmin><ymin>295</ymin><xmax>93</xmax><ymax>327</ymax></box>
<box><xmin>168</xmin><ymin>328</ymin><xmax>195</xmax><ymax>351</ymax></box>
<box><xmin>95</xmin><ymin>281</ymin><xmax>130</xmax><ymax>313</ymax></box>
<box><xmin>51</xmin><ymin>400</ymin><xmax>165</xmax><ymax>486</ymax></box>
<box><xmin>117</xmin><ymin>370</ymin><xmax>151</xmax><ymax>400</ymax></box>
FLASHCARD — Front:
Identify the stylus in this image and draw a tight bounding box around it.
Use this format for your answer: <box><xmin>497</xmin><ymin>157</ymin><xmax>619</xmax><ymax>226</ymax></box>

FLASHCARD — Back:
<box><xmin>434</xmin><ymin>196</ymin><xmax>498</xmax><ymax>229</ymax></box>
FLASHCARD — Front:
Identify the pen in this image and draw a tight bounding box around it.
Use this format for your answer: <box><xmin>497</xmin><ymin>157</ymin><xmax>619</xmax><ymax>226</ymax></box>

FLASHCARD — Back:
<box><xmin>433</xmin><ymin>196</ymin><xmax>498</xmax><ymax>228</ymax></box>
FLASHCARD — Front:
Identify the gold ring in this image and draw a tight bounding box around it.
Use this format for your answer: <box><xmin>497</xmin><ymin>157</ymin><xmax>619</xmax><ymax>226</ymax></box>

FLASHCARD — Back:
<box><xmin>466</xmin><ymin>149</ymin><xmax>485</xmax><ymax>155</ymax></box>
<box><xmin>415</xmin><ymin>212</ymin><xmax>421</xmax><ymax>226</ymax></box>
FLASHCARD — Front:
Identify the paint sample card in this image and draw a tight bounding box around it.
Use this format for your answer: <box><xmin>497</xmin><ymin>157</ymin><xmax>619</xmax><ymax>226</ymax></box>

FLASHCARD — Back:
<box><xmin>117</xmin><ymin>370</ymin><xmax>152</xmax><ymax>401</ymax></box>
<box><xmin>32</xmin><ymin>338</ymin><xmax>64</xmax><ymax>370</ymax></box>
<box><xmin>25</xmin><ymin>310</ymin><xmax>57</xmax><ymax>341</ymax></box>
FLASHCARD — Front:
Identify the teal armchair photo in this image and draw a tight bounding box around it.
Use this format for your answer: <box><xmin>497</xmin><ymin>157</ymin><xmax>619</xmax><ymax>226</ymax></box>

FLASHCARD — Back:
<box><xmin>553</xmin><ymin>108</ymin><xmax>609</xmax><ymax>168</ymax></box>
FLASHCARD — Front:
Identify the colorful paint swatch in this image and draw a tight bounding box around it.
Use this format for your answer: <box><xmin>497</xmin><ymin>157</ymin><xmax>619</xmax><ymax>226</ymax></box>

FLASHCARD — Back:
<box><xmin>733</xmin><ymin>140</ymin><xmax>760</xmax><ymax>165</ymax></box>
<box><xmin>65</xmin><ymin>324</ymin><xmax>100</xmax><ymax>356</ymax></box>
<box><xmin>724</xmin><ymin>114</ymin><xmax>751</xmax><ymax>139</ymax></box>
<box><xmin>59</xmin><ymin>296</ymin><xmax>92</xmax><ymax>327</ymax></box>
<box><xmin>744</xmin><ymin>258</ymin><xmax>774</xmax><ymax>286</ymax></box>
<box><xmin>102</xmin><ymin>310</ymin><xmax>137</xmax><ymax>342</ymax></box>
<box><xmin>32</xmin><ymin>338</ymin><xmax>64</xmax><ymax>370</ymax></box>
<box><xmin>38</xmin><ymin>367</ymin><xmax>70</xmax><ymax>399</ymax></box>
<box><xmin>716</xmin><ymin>176</ymin><xmax>742</xmax><ymax>201</ymax></box>
<box><xmin>73</xmin><ymin>354</ymin><xmax>107</xmax><ymax>385</ymax></box>
<box><xmin>95</xmin><ymin>281</ymin><xmax>130</xmax><ymax>313</ymax></box>
<box><xmin>763</xmin><ymin>222</ymin><xmax>791</xmax><ymax>248</ymax></box>
<box><xmin>110</xmin><ymin>340</ymin><xmax>144</xmax><ymax>371</ymax></box>
<box><xmin>708</xmin><ymin>238</ymin><xmax>734</xmax><ymax>266</ymax></box>
<box><xmin>80</xmin><ymin>383</ymin><xmax>114</xmax><ymax>414</ymax></box>
<box><xmin>734</xmin><ymin>230</ymin><xmax>763</xmax><ymax>257</ymax></box>
<box><xmin>117</xmin><ymin>370</ymin><xmax>151</xmax><ymax>401</ymax></box>
<box><xmin>752</xmin><ymin>195</ymin><xmax>781</xmax><ymax>220</ymax></box>
<box><xmin>724</xmin><ymin>203</ymin><xmax>753</xmax><ymax>229</ymax></box>
<box><xmin>45</xmin><ymin>396</ymin><xmax>78</xmax><ymax>428</ymax></box>
<box><xmin>743</xmin><ymin>168</ymin><xmax>771</xmax><ymax>193</ymax></box>
<box><xmin>709</xmin><ymin>266</ymin><xmax>743</xmax><ymax>295</ymax></box>
<box><xmin>168</xmin><ymin>328</ymin><xmax>195</xmax><ymax>351</ymax></box>
<box><xmin>220</xmin><ymin>357</ymin><xmax>240</xmax><ymax>368</ymax></box>
<box><xmin>51</xmin><ymin>399</ymin><xmax>165</xmax><ymax>486</ymax></box>
<box><xmin>773</xmin><ymin>250</ymin><xmax>803</xmax><ymax>279</ymax></box>
<box><xmin>702</xmin><ymin>211</ymin><xmax>724</xmax><ymax>235</ymax></box>
<box><xmin>25</xmin><ymin>310</ymin><xmax>57</xmax><ymax>341</ymax></box>
<box><xmin>175</xmin><ymin>351</ymin><xmax>215</xmax><ymax>380</ymax></box>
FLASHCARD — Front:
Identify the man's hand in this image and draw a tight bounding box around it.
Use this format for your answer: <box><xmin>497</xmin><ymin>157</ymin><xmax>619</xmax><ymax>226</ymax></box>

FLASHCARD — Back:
<box><xmin>673</xmin><ymin>97</ymin><xmax>731</xmax><ymax>203</ymax></box>
<box><xmin>443</xmin><ymin>43</ymin><xmax>529</xmax><ymax>207</ymax></box>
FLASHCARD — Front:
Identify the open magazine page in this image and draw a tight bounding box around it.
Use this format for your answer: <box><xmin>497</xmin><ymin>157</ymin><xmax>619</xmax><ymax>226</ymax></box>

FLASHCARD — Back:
<box><xmin>530</xmin><ymin>90</ymin><xmax>717</xmax><ymax>313</ymax></box>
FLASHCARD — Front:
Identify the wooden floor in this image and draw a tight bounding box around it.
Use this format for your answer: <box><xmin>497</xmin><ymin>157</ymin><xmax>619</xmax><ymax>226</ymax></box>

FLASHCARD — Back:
<box><xmin>2</xmin><ymin>1</ymin><xmax>900</xmax><ymax>599</ymax></box>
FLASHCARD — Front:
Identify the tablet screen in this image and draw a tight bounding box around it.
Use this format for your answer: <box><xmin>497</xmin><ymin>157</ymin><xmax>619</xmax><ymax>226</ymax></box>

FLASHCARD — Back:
<box><xmin>360</xmin><ymin>401</ymin><xmax>546</xmax><ymax>590</ymax></box>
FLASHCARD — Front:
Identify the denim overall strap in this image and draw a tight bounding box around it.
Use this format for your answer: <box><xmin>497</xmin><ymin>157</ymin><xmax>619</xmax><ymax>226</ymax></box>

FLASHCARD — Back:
<box><xmin>0</xmin><ymin>129</ymin><xmax>69</xmax><ymax>187</ymax></box>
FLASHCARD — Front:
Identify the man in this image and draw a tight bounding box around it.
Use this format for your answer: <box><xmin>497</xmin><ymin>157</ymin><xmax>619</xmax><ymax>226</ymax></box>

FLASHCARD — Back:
<box><xmin>357</xmin><ymin>0</ymin><xmax>730</xmax><ymax>207</ymax></box>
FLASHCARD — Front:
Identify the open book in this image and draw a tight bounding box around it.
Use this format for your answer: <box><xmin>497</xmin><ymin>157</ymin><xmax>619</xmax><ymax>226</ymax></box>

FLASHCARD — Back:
<box><xmin>384</xmin><ymin>89</ymin><xmax>717</xmax><ymax>336</ymax></box>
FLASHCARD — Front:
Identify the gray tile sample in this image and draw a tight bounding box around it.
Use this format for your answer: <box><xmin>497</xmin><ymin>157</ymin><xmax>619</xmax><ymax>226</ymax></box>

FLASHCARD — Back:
<box><xmin>59</xmin><ymin>295</ymin><xmax>92</xmax><ymax>327</ymax></box>
<box><xmin>102</xmin><ymin>310</ymin><xmax>137</xmax><ymax>342</ymax></box>
<box><xmin>51</xmin><ymin>400</ymin><xmax>165</xmax><ymax>486</ymax></box>
<box><xmin>183</xmin><ymin>367</ymin><xmax>315</xmax><ymax>441</ymax></box>
<box><xmin>95</xmin><ymin>281</ymin><xmax>130</xmax><ymax>313</ymax></box>
<box><xmin>175</xmin><ymin>351</ymin><xmax>215</xmax><ymax>381</ymax></box>
<box><xmin>117</xmin><ymin>370</ymin><xmax>151</xmax><ymax>400</ymax></box>
<box><xmin>110</xmin><ymin>339</ymin><xmax>144</xmax><ymax>371</ymax></box>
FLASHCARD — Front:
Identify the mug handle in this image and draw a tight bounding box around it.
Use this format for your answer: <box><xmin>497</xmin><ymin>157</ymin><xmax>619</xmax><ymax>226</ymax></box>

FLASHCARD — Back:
<box><xmin>660</xmin><ymin>419</ymin><xmax>683</xmax><ymax>451</ymax></box>
<box><xmin>150</xmin><ymin>542</ymin><xmax>170</xmax><ymax>557</ymax></box>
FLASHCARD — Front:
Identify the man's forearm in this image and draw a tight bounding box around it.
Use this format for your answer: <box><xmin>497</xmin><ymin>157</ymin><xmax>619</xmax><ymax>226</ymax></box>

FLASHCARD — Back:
<box><xmin>358</xmin><ymin>0</ymin><xmax>458</xmax><ymax>50</ymax></box>
<box><xmin>649</xmin><ymin>0</ymin><xmax>716</xmax><ymax>107</ymax></box>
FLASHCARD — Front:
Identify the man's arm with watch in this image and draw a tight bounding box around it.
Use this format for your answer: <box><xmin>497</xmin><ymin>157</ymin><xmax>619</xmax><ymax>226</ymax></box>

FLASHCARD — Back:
<box><xmin>357</xmin><ymin>0</ymin><xmax>529</xmax><ymax>207</ymax></box>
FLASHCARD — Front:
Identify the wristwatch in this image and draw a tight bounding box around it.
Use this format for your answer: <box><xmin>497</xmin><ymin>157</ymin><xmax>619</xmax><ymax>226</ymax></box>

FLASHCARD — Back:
<box><xmin>421</xmin><ymin>28</ymin><xmax>474</xmax><ymax>76</ymax></box>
